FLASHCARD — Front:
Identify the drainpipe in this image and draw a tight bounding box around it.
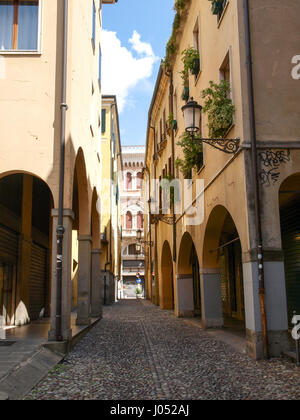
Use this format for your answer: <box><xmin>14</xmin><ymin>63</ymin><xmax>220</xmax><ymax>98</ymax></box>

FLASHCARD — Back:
<box><xmin>150</xmin><ymin>125</ymin><xmax>159</xmax><ymax>306</ymax></box>
<box><xmin>144</xmin><ymin>164</ymin><xmax>152</xmax><ymax>300</ymax></box>
<box><xmin>56</xmin><ymin>0</ymin><xmax>68</xmax><ymax>342</ymax></box>
<box><xmin>169</xmin><ymin>72</ymin><xmax>177</xmax><ymax>263</ymax></box>
<box><xmin>244</xmin><ymin>0</ymin><xmax>268</xmax><ymax>358</ymax></box>
<box><xmin>104</xmin><ymin>261</ymin><xmax>110</xmax><ymax>305</ymax></box>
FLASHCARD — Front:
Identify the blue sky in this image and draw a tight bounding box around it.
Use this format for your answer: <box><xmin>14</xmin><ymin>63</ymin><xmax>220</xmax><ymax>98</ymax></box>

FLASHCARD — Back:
<box><xmin>102</xmin><ymin>0</ymin><xmax>174</xmax><ymax>146</ymax></box>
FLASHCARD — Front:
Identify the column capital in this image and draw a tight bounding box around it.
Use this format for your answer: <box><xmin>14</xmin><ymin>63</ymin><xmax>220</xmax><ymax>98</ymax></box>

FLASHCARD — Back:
<box><xmin>51</xmin><ymin>208</ymin><xmax>75</xmax><ymax>220</ymax></box>
<box><xmin>78</xmin><ymin>235</ymin><xmax>92</xmax><ymax>243</ymax></box>
<box><xmin>91</xmin><ymin>248</ymin><xmax>102</xmax><ymax>255</ymax></box>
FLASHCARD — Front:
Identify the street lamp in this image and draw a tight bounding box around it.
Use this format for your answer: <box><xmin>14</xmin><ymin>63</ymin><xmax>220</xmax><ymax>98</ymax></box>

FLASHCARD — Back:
<box><xmin>181</xmin><ymin>98</ymin><xmax>240</xmax><ymax>154</ymax></box>
<box><xmin>182</xmin><ymin>98</ymin><xmax>202</xmax><ymax>134</ymax></box>
<box><xmin>135</xmin><ymin>243</ymin><xmax>142</xmax><ymax>254</ymax></box>
<box><xmin>136</xmin><ymin>229</ymin><xmax>142</xmax><ymax>241</ymax></box>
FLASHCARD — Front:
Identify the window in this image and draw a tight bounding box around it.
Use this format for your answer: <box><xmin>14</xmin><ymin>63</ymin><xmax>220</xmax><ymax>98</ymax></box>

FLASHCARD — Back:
<box><xmin>126</xmin><ymin>172</ymin><xmax>132</xmax><ymax>190</ymax></box>
<box><xmin>101</xmin><ymin>109</ymin><xmax>106</xmax><ymax>134</ymax></box>
<box><xmin>136</xmin><ymin>172</ymin><xmax>142</xmax><ymax>190</ymax></box>
<box><xmin>220</xmin><ymin>49</ymin><xmax>234</xmax><ymax>101</ymax></box>
<box><xmin>126</xmin><ymin>211</ymin><xmax>132</xmax><ymax>230</ymax></box>
<box><xmin>0</xmin><ymin>0</ymin><xmax>39</xmax><ymax>51</ymax></box>
<box><xmin>137</xmin><ymin>212</ymin><xmax>144</xmax><ymax>229</ymax></box>
<box><xmin>217</xmin><ymin>0</ymin><xmax>228</xmax><ymax>23</ymax></box>
<box><xmin>193</xmin><ymin>17</ymin><xmax>201</xmax><ymax>77</ymax></box>
<box><xmin>128</xmin><ymin>244</ymin><xmax>137</xmax><ymax>256</ymax></box>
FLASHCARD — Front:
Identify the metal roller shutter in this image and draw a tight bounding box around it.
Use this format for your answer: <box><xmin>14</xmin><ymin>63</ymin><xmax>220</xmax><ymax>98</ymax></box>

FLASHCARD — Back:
<box><xmin>0</xmin><ymin>224</ymin><xmax>18</xmax><ymax>264</ymax></box>
<box><xmin>29</xmin><ymin>242</ymin><xmax>48</xmax><ymax>321</ymax></box>
<box><xmin>281</xmin><ymin>196</ymin><xmax>300</xmax><ymax>325</ymax></box>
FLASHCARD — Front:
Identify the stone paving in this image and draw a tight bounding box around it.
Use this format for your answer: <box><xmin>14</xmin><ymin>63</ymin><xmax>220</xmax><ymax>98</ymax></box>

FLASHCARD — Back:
<box><xmin>26</xmin><ymin>300</ymin><xmax>300</xmax><ymax>400</ymax></box>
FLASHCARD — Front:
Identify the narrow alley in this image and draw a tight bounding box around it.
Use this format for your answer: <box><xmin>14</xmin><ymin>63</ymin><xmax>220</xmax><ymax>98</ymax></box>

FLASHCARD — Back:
<box><xmin>26</xmin><ymin>300</ymin><xmax>300</xmax><ymax>401</ymax></box>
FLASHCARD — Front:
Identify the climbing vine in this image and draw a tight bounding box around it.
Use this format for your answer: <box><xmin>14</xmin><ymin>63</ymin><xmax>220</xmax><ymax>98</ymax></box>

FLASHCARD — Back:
<box><xmin>162</xmin><ymin>0</ymin><xmax>188</xmax><ymax>70</ymax></box>
<box><xmin>175</xmin><ymin>132</ymin><xmax>203</xmax><ymax>178</ymax></box>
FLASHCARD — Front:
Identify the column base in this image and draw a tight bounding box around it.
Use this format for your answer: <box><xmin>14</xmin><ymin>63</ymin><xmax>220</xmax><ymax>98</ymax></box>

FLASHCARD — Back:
<box><xmin>76</xmin><ymin>318</ymin><xmax>91</xmax><ymax>326</ymax></box>
<box><xmin>48</xmin><ymin>328</ymin><xmax>72</xmax><ymax>342</ymax></box>
<box><xmin>90</xmin><ymin>312</ymin><xmax>102</xmax><ymax>319</ymax></box>
<box><xmin>246</xmin><ymin>329</ymin><xmax>264</xmax><ymax>360</ymax></box>
<box><xmin>176</xmin><ymin>310</ymin><xmax>194</xmax><ymax>318</ymax></box>
<box><xmin>202</xmin><ymin>318</ymin><xmax>224</xmax><ymax>329</ymax></box>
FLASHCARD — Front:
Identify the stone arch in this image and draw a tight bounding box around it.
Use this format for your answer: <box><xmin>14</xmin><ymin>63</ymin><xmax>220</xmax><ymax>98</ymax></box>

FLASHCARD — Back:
<box><xmin>177</xmin><ymin>232</ymin><xmax>201</xmax><ymax>317</ymax></box>
<box><xmin>90</xmin><ymin>188</ymin><xmax>102</xmax><ymax>318</ymax></box>
<box><xmin>72</xmin><ymin>148</ymin><xmax>92</xmax><ymax>325</ymax></box>
<box><xmin>0</xmin><ymin>172</ymin><xmax>54</xmax><ymax>327</ymax></box>
<box><xmin>91</xmin><ymin>188</ymin><xmax>100</xmax><ymax>250</ymax></box>
<box><xmin>160</xmin><ymin>241</ymin><xmax>174</xmax><ymax>310</ymax></box>
<box><xmin>202</xmin><ymin>205</ymin><xmax>245</xmax><ymax>330</ymax></box>
<box><xmin>72</xmin><ymin>148</ymin><xmax>91</xmax><ymax>236</ymax></box>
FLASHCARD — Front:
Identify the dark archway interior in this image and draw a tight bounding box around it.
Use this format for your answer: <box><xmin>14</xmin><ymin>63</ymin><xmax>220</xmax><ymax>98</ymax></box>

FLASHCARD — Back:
<box><xmin>219</xmin><ymin>214</ymin><xmax>245</xmax><ymax>327</ymax></box>
<box><xmin>279</xmin><ymin>173</ymin><xmax>300</xmax><ymax>325</ymax></box>
<box><xmin>0</xmin><ymin>174</ymin><xmax>52</xmax><ymax>325</ymax></box>
<box><xmin>161</xmin><ymin>241</ymin><xmax>174</xmax><ymax>310</ymax></box>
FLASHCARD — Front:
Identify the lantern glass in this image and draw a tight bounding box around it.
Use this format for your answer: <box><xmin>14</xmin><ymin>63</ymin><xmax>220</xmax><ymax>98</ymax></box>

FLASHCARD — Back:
<box><xmin>136</xmin><ymin>243</ymin><xmax>141</xmax><ymax>254</ymax></box>
<box><xmin>182</xmin><ymin>100</ymin><xmax>202</xmax><ymax>133</ymax></box>
<box><xmin>136</xmin><ymin>229</ymin><xmax>142</xmax><ymax>241</ymax></box>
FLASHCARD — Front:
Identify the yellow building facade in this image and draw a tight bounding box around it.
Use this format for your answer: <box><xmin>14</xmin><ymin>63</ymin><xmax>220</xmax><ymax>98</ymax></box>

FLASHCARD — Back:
<box><xmin>0</xmin><ymin>0</ymin><xmax>117</xmax><ymax>345</ymax></box>
<box><xmin>144</xmin><ymin>0</ymin><xmax>300</xmax><ymax>359</ymax></box>
<box><xmin>100</xmin><ymin>95</ymin><xmax>123</xmax><ymax>305</ymax></box>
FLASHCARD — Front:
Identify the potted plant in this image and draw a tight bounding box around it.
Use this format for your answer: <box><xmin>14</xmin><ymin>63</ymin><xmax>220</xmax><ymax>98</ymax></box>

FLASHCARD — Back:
<box><xmin>167</xmin><ymin>113</ymin><xmax>178</xmax><ymax>133</ymax></box>
<box><xmin>211</xmin><ymin>0</ymin><xmax>223</xmax><ymax>15</ymax></box>
<box><xmin>181</xmin><ymin>47</ymin><xmax>200</xmax><ymax>78</ymax></box>
<box><xmin>201</xmin><ymin>80</ymin><xmax>235</xmax><ymax>138</ymax></box>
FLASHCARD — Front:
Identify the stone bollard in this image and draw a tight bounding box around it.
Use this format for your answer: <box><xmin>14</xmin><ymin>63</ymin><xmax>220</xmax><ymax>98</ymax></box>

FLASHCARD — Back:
<box><xmin>0</xmin><ymin>316</ymin><xmax>6</xmax><ymax>340</ymax></box>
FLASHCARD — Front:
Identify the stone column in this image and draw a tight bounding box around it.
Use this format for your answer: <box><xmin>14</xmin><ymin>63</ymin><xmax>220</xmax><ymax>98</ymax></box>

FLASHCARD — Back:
<box><xmin>15</xmin><ymin>175</ymin><xmax>33</xmax><ymax>326</ymax></box>
<box><xmin>175</xmin><ymin>275</ymin><xmax>194</xmax><ymax>317</ymax></box>
<box><xmin>243</xmin><ymin>250</ymin><xmax>289</xmax><ymax>358</ymax></box>
<box><xmin>242</xmin><ymin>260</ymin><xmax>263</xmax><ymax>359</ymax></box>
<box><xmin>90</xmin><ymin>249</ymin><xmax>102</xmax><ymax>318</ymax></box>
<box><xmin>48</xmin><ymin>209</ymin><xmax>74</xmax><ymax>342</ymax></box>
<box><xmin>76</xmin><ymin>235</ymin><xmax>92</xmax><ymax>325</ymax></box>
<box><xmin>200</xmin><ymin>269</ymin><xmax>223</xmax><ymax>329</ymax></box>
<box><xmin>264</xmin><ymin>258</ymin><xmax>289</xmax><ymax>356</ymax></box>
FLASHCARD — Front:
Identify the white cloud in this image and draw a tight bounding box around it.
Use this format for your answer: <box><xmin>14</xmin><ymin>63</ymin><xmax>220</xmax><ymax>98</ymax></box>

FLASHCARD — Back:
<box><xmin>101</xmin><ymin>30</ymin><xmax>158</xmax><ymax>112</ymax></box>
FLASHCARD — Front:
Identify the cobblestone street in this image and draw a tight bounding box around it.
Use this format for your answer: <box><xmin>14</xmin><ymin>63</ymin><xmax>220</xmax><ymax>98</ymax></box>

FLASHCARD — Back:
<box><xmin>26</xmin><ymin>300</ymin><xmax>300</xmax><ymax>400</ymax></box>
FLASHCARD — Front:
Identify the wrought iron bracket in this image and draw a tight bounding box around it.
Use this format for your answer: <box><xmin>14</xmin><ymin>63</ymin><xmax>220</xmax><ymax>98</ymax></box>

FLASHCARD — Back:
<box><xmin>151</xmin><ymin>214</ymin><xmax>174</xmax><ymax>225</ymax></box>
<box><xmin>140</xmin><ymin>239</ymin><xmax>154</xmax><ymax>247</ymax></box>
<box><xmin>195</xmin><ymin>137</ymin><xmax>240</xmax><ymax>154</ymax></box>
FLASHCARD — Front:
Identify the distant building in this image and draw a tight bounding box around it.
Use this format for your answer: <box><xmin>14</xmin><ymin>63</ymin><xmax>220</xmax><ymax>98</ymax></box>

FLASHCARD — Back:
<box><xmin>120</xmin><ymin>146</ymin><xmax>145</xmax><ymax>299</ymax></box>
<box><xmin>101</xmin><ymin>96</ymin><xmax>123</xmax><ymax>305</ymax></box>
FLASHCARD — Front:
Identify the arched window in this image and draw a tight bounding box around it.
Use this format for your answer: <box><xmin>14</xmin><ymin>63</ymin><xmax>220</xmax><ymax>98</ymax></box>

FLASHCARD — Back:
<box><xmin>136</xmin><ymin>172</ymin><xmax>142</xmax><ymax>190</ymax></box>
<box><xmin>126</xmin><ymin>211</ymin><xmax>132</xmax><ymax>229</ymax></box>
<box><xmin>137</xmin><ymin>211</ymin><xmax>144</xmax><ymax>229</ymax></box>
<box><xmin>128</xmin><ymin>244</ymin><xmax>137</xmax><ymax>255</ymax></box>
<box><xmin>126</xmin><ymin>172</ymin><xmax>132</xmax><ymax>190</ymax></box>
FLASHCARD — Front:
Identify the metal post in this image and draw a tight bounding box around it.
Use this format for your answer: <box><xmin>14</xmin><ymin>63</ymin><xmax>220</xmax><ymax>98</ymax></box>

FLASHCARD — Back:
<box><xmin>244</xmin><ymin>0</ymin><xmax>268</xmax><ymax>358</ymax></box>
<box><xmin>56</xmin><ymin>0</ymin><xmax>68</xmax><ymax>342</ymax></box>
